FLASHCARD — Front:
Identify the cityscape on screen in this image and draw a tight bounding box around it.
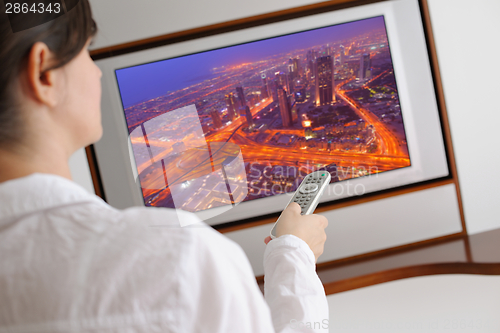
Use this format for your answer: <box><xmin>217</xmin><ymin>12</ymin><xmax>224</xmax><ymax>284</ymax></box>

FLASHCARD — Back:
<box><xmin>116</xmin><ymin>16</ymin><xmax>411</xmax><ymax>212</ymax></box>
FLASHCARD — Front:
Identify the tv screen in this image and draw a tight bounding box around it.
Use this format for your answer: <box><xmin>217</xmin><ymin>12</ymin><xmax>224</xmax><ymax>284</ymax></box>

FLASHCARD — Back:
<box><xmin>94</xmin><ymin>0</ymin><xmax>448</xmax><ymax>225</ymax></box>
<box><xmin>115</xmin><ymin>16</ymin><xmax>411</xmax><ymax>214</ymax></box>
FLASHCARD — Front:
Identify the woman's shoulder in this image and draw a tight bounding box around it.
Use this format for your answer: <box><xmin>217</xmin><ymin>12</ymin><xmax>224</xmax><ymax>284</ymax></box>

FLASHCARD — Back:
<box><xmin>116</xmin><ymin>206</ymin><xmax>245</xmax><ymax>258</ymax></box>
<box><xmin>84</xmin><ymin>204</ymin><xmax>245</xmax><ymax>264</ymax></box>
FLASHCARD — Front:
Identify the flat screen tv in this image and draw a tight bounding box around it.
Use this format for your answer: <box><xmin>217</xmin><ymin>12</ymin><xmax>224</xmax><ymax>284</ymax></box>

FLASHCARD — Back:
<box><xmin>93</xmin><ymin>0</ymin><xmax>449</xmax><ymax>226</ymax></box>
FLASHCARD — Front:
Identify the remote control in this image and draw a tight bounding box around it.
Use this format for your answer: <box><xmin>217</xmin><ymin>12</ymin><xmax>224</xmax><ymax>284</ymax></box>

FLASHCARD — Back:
<box><xmin>270</xmin><ymin>170</ymin><xmax>331</xmax><ymax>239</ymax></box>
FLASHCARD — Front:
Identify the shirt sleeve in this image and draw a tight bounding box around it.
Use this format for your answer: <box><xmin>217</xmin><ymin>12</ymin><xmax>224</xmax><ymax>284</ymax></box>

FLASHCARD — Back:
<box><xmin>264</xmin><ymin>234</ymin><xmax>329</xmax><ymax>333</ymax></box>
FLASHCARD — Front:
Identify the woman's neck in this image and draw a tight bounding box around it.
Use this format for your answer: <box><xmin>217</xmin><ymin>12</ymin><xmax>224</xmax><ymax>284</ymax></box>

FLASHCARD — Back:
<box><xmin>0</xmin><ymin>140</ymin><xmax>72</xmax><ymax>183</ymax></box>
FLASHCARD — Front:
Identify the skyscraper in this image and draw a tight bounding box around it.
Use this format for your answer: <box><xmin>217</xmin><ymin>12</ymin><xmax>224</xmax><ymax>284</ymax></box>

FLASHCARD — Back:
<box><xmin>261</xmin><ymin>74</ymin><xmax>269</xmax><ymax>99</ymax></box>
<box><xmin>278</xmin><ymin>87</ymin><xmax>293</xmax><ymax>127</ymax></box>
<box><xmin>275</xmin><ymin>72</ymin><xmax>289</xmax><ymax>94</ymax></box>
<box><xmin>294</xmin><ymin>85</ymin><xmax>306</xmax><ymax>103</ymax></box>
<box><xmin>244</xmin><ymin>105</ymin><xmax>254</xmax><ymax>128</ymax></box>
<box><xmin>269</xmin><ymin>79</ymin><xmax>279</xmax><ymax>102</ymax></box>
<box><xmin>306</xmin><ymin>50</ymin><xmax>314</xmax><ymax>74</ymax></box>
<box><xmin>287</xmin><ymin>58</ymin><xmax>300</xmax><ymax>81</ymax></box>
<box><xmin>315</xmin><ymin>55</ymin><xmax>335</xmax><ymax>106</ymax></box>
<box><xmin>288</xmin><ymin>58</ymin><xmax>295</xmax><ymax>78</ymax></box>
<box><xmin>286</xmin><ymin>72</ymin><xmax>294</xmax><ymax>94</ymax></box>
<box><xmin>211</xmin><ymin>109</ymin><xmax>223</xmax><ymax>129</ymax></box>
<box><xmin>235</xmin><ymin>86</ymin><xmax>246</xmax><ymax>107</ymax></box>
<box><xmin>325</xmin><ymin>45</ymin><xmax>332</xmax><ymax>56</ymax></box>
<box><xmin>359</xmin><ymin>53</ymin><xmax>372</xmax><ymax>80</ymax></box>
<box><xmin>260</xmin><ymin>86</ymin><xmax>268</xmax><ymax>99</ymax></box>
<box><xmin>307</xmin><ymin>50</ymin><xmax>313</xmax><ymax>62</ymax></box>
<box><xmin>339</xmin><ymin>45</ymin><xmax>345</xmax><ymax>67</ymax></box>
<box><xmin>293</xmin><ymin>58</ymin><xmax>301</xmax><ymax>77</ymax></box>
<box><xmin>225</xmin><ymin>93</ymin><xmax>238</xmax><ymax>121</ymax></box>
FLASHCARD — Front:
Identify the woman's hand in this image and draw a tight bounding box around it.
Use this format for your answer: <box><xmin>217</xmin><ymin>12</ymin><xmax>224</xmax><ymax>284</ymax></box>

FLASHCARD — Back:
<box><xmin>264</xmin><ymin>202</ymin><xmax>328</xmax><ymax>262</ymax></box>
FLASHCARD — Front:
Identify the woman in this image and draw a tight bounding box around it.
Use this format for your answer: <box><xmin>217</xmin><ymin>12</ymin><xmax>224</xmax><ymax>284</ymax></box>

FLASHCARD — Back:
<box><xmin>0</xmin><ymin>1</ymin><xmax>329</xmax><ymax>332</ymax></box>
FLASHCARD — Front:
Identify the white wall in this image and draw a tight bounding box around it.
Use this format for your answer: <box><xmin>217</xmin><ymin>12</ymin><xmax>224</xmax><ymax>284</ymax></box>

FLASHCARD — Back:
<box><xmin>425</xmin><ymin>0</ymin><xmax>500</xmax><ymax>234</ymax></box>
<box><xmin>327</xmin><ymin>274</ymin><xmax>500</xmax><ymax>332</ymax></box>
<box><xmin>73</xmin><ymin>0</ymin><xmax>500</xmax><ymax>235</ymax></box>
<box><xmin>88</xmin><ymin>0</ymin><xmax>327</xmax><ymax>50</ymax></box>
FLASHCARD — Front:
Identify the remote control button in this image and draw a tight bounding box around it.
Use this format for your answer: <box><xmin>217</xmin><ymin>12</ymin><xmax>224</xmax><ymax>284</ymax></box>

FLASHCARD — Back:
<box><xmin>299</xmin><ymin>184</ymin><xmax>319</xmax><ymax>194</ymax></box>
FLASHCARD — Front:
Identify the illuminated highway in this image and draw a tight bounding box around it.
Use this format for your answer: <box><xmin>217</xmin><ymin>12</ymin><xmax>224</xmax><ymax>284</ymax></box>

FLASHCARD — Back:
<box><xmin>336</xmin><ymin>70</ymin><xmax>408</xmax><ymax>158</ymax></box>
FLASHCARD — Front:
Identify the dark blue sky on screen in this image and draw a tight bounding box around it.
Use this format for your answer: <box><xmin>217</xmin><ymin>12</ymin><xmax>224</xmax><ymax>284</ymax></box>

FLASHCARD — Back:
<box><xmin>116</xmin><ymin>16</ymin><xmax>385</xmax><ymax>108</ymax></box>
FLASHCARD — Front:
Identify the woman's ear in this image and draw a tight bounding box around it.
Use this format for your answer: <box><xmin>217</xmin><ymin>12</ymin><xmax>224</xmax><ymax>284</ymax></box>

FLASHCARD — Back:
<box><xmin>25</xmin><ymin>42</ymin><xmax>60</xmax><ymax>108</ymax></box>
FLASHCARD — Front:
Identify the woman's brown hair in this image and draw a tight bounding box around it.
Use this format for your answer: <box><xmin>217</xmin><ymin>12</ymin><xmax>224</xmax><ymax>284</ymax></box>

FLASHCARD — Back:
<box><xmin>0</xmin><ymin>0</ymin><xmax>97</xmax><ymax>149</ymax></box>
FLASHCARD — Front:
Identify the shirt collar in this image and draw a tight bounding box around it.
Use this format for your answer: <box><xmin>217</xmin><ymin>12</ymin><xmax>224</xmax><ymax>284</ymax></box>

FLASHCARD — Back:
<box><xmin>0</xmin><ymin>173</ymin><xmax>106</xmax><ymax>223</ymax></box>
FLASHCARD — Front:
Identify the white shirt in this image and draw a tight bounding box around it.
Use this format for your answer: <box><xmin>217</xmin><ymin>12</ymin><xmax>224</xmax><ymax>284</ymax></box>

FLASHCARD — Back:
<box><xmin>0</xmin><ymin>174</ymin><xmax>328</xmax><ymax>333</ymax></box>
